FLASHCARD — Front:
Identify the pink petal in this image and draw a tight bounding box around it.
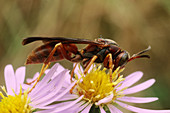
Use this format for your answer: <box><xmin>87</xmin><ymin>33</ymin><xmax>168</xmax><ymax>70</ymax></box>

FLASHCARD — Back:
<box><xmin>22</xmin><ymin>84</ymin><xmax>31</xmax><ymax>90</ymax></box>
<box><xmin>56</xmin><ymin>109</ymin><xmax>76</xmax><ymax>113</ymax></box>
<box><xmin>87</xmin><ymin>64</ymin><xmax>95</xmax><ymax>73</ymax></box>
<box><xmin>56</xmin><ymin>110</ymin><xmax>76</xmax><ymax>113</ymax></box>
<box><xmin>4</xmin><ymin>64</ymin><xmax>16</xmax><ymax>95</ymax></box>
<box><xmin>73</xmin><ymin>63</ymin><xmax>95</xmax><ymax>78</ymax></box>
<box><xmin>116</xmin><ymin>101</ymin><xmax>170</xmax><ymax>113</ymax></box>
<box><xmin>15</xmin><ymin>66</ymin><xmax>25</xmax><ymax>92</ymax></box>
<box><xmin>29</xmin><ymin>63</ymin><xmax>60</xmax><ymax>97</ymax></box>
<box><xmin>62</xmin><ymin>72</ymin><xmax>72</xmax><ymax>86</ymax></box>
<box><xmin>78</xmin><ymin>102</ymin><xmax>90</xmax><ymax>112</ymax></box>
<box><xmin>73</xmin><ymin>63</ymin><xmax>83</xmax><ymax>79</ymax></box>
<box><xmin>35</xmin><ymin>101</ymin><xmax>74</xmax><ymax>113</ymax></box>
<box><xmin>44</xmin><ymin>69</ymin><xmax>50</xmax><ymax>74</ymax></box>
<box><xmin>107</xmin><ymin>104</ymin><xmax>123</xmax><ymax>113</ymax></box>
<box><xmin>62</xmin><ymin>101</ymin><xmax>85</xmax><ymax>112</ymax></box>
<box><xmin>81</xmin><ymin>103</ymin><xmax>93</xmax><ymax>113</ymax></box>
<box><xmin>37</xmin><ymin>95</ymin><xmax>84</xmax><ymax>113</ymax></box>
<box><xmin>31</xmin><ymin>70</ymin><xmax>68</xmax><ymax>104</ymax></box>
<box><xmin>56</xmin><ymin>94</ymin><xmax>79</xmax><ymax>101</ymax></box>
<box><xmin>51</xmin><ymin>63</ymin><xmax>66</xmax><ymax>79</ymax></box>
<box><xmin>117</xmin><ymin>71</ymin><xmax>143</xmax><ymax>90</ymax></box>
<box><xmin>99</xmin><ymin>106</ymin><xmax>106</xmax><ymax>113</ymax></box>
<box><xmin>34</xmin><ymin>81</ymin><xmax>77</xmax><ymax>107</ymax></box>
<box><xmin>95</xmin><ymin>93</ymin><xmax>113</xmax><ymax>105</ymax></box>
<box><xmin>117</xmin><ymin>96</ymin><xmax>158</xmax><ymax>103</ymax></box>
<box><xmin>73</xmin><ymin>63</ymin><xmax>94</xmax><ymax>76</ymax></box>
<box><xmin>123</xmin><ymin>79</ymin><xmax>155</xmax><ymax>95</ymax></box>
<box><xmin>34</xmin><ymin>101</ymin><xmax>73</xmax><ymax>109</ymax></box>
<box><xmin>37</xmin><ymin>101</ymin><xmax>84</xmax><ymax>112</ymax></box>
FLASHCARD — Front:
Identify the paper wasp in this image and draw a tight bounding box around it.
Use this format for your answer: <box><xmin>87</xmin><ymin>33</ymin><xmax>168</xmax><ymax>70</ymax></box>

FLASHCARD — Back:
<box><xmin>22</xmin><ymin>37</ymin><xmax>151</xmax><ymax>93</ymax></box>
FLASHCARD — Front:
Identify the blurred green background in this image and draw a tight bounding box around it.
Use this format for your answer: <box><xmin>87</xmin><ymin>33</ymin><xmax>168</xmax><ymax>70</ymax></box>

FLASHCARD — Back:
<box><xmin>0</xmin><ymin>0</ymin><xmax>170</xmax><ymax>112</ymax></box>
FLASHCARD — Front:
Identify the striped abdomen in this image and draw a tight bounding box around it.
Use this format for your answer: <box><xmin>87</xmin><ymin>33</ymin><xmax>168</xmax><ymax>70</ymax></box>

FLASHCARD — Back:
<box><xmin>26</xmin><ymin>42</ymin><xmax>68</xmax><ymax>64</ymax></box>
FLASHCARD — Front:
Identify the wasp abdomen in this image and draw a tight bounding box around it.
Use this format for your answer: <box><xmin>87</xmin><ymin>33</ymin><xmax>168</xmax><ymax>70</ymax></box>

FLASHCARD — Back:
<box><xmin>26</xmin><ymin>43</ymin><xmax>64</xmax><ymax>64</ymax></box>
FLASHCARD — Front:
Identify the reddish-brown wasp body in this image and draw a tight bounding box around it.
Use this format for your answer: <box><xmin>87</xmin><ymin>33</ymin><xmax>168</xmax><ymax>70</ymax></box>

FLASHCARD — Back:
<box><xmin>22</xmin><ymin>37</ymin><xmax>150</xmax><ymax>71</ymax></box>
<box><xmin>22</xmin><ymin>37</ymin><xmax>150</xmax><ymax>93</ymax></box>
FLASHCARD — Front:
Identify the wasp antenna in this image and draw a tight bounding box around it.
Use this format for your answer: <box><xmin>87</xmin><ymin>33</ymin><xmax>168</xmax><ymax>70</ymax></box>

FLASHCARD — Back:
<box><xmin>128</xmin><ymin>54</ymin><xmax>150</xmax><ymax>62</ymax></box>
<box><xmin>128</xmin><ymin>46</ymin><xmax>151</xmax><ymax>62</ymax></box>
<box><xmin>131</xmin><ymin>46</ymin><xmax>151</xmax><ymax>57</ymax></box>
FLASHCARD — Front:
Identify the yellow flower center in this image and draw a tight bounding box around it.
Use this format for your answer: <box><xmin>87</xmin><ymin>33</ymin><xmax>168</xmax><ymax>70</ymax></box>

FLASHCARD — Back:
<box><xmin>0</xmin><ymin>86</ymin><xmax>32</xmax><ymax>113</ymax></box>
<box><xmin>76</xmin><ymin>65</ymin><xmax>125</xmax><ymax>103</ymax></box>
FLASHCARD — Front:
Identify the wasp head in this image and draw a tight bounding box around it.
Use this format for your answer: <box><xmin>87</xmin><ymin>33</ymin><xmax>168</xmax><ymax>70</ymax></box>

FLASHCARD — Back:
<box><xmin>114</xmin><ymin>46</ymin><xmax>151</xmax><ymax>70</ymax></box>
<box><xmin>115</xmin><ymin>51</ymin><xmax>130</xmax><ymax>68</ymax></box>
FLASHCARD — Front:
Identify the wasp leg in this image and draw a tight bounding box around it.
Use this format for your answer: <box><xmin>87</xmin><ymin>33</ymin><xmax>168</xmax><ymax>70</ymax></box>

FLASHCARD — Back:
<box><xmin>103</xmin><ymin>53</ymin><xmax>113</xmax><ymax>82</ymax></box>
<box><xmin>70</xmin><ymin>63</ymin><xmax>78</xmax><ymax>82</ymax></box>
<box><xmin>83</xmin><ymin>55</ymin><xmax>97</xmax><ymax>74</ymax></box>
<box><xmin>27</xmin><ymin>42</ymin><xmax>69</xmax><ymax>94</ymax></box>
<box><xmin>44</xmin><ymin>43</ymin><xmax>69</xmax><ymax>64</ymax></box>
<box><xmin>27</xmin><ymin>63</ymin><xmax>50</xmax><ymax>94</ymax></box>
<box><xmin>26</xmin><ymin>78</ymin><xmax>37</xmax><ymax>85</ymax></box>
<box><xmin>26</xmin><ymin>63</ymin><xmax>50</xmax><ymax>85</ymax></box>
<box><xmin>70</xmin><ymin>55</ymin><xmax>98</xmax><ymax>94</ymax></box>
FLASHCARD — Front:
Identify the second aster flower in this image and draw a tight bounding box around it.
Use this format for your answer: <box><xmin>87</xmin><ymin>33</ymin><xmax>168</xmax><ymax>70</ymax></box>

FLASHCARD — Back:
<box><xmin>35</xmin><ymin>64</ymin><xmax>170</xmax><ymax>113</ymax></box>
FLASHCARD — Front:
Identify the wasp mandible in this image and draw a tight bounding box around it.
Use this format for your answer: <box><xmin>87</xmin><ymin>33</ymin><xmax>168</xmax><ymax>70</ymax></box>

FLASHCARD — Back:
<box><xmin>22</xmin><ymin>37</ymin><xmax>151</xmax><ymax>93</ymax></box>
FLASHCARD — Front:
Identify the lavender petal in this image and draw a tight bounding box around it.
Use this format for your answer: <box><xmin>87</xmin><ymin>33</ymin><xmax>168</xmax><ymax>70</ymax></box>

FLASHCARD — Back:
<box><xmin>81</xmin><ymin>103</ymin><xmax>93</xmax><ymax>113</ymax></box>
<box><xmin>31</xmin><ymin>70</ymin><xmax>68</xmax><ymax>104</ymax></box>
<box><xmin>99</xmin><ymin>106</ymin><xmax>106</xmax><ymax>113</ymax></box>
<box><xmin>37</xmin><ymin>95</ymin><xmax>84</xmax><ymax>113</ymax></box>
<box><xmin>34</xmin><ymin>81</ymin><xmax>77</xmax><ymax>107</ymax></box>
<box><xmin>123</xmin><ymin>79</ymin><xmax>155</xmax><ymax>95</ymax></box>
<box><xmin>15</xmin><ymin>66</ymin><xmax>25</xmax><ymax>92</ymax></box>
<box><xmin>117</xmin><ymin>101</ymin><xmax>170</xmax><ymax>113</ymax></box>
<box><xmin>117</xmin><ymin>71</ymin><xmax>143</xmax><ymax>91</ymax></box>
<box><xmin>117</xmin><ymin>96</ymin><xmax>158</xmax><ymax>103</ymax></box>
<box><xmin>95</xmin><ymin>93</ymin><xmax>113</xmax><ymax>105</ymax></box>
<box><xmin>4</xmin><ymin>64</ymin><xmax>16</xmax><ymax>95</ymax></box>
<box><xmin>107</xmin><ymin>104</ymin><xmax>123</xmax><ymax>113</ymax></box>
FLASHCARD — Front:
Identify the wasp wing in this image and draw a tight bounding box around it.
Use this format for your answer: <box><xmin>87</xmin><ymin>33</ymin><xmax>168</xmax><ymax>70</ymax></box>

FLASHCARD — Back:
<box><xmin>22</xmin><ymin>37</ymin><xmax>101</xmax><ymax>45</ymax></box>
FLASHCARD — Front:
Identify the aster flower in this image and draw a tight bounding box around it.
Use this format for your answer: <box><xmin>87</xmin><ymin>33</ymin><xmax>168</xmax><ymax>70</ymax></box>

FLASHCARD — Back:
<box><xmin>0</xmin><ymin>63</ymin><xmax>76</xmax><ymax>113</ymax></box>
<box><xmin>35</xmin><ymin>64</ymin><xmax>170</xmax><ymax>113</ymax></box>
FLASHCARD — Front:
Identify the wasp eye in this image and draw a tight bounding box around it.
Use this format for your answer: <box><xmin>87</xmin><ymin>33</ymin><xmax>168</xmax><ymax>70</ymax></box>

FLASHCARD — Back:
<box><xmin>117</xmin><ymin>52</ymin><xmax>129</xmax><ymax>66</ymax></box>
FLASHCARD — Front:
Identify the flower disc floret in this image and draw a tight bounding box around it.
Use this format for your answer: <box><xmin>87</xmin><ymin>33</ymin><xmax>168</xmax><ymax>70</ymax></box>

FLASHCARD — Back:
<box><xmin>76</xmin><ymin>66</ymin><xmax>124</xmax><ymax>103</ymax></box>
<box><xmin>0</xmin><ymin>88</ymin><xmax>31</xmax><ymax>113</ymax></box>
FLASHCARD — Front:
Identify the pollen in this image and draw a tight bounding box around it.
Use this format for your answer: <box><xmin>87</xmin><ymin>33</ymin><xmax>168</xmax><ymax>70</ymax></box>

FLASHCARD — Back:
<box><xmin>76</xmin><ymin>65</ymin><xmax>124</xmax><ymax>103</ymax></box>
<box><xmin>0</xmin><ymin>87</ymin><xmax>32</xmax><ymax>113</ymax></box>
